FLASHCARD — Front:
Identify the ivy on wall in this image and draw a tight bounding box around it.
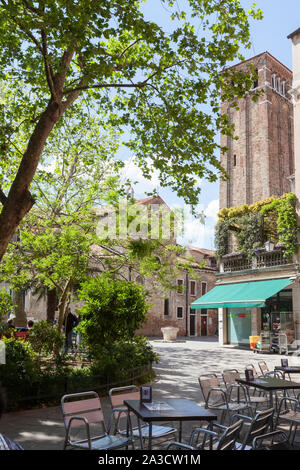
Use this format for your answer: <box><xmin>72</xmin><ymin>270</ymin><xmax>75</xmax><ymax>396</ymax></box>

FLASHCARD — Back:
<box><xmin>215</xmin><ymin>193</ymin><xmax>299</xmax><ymax>259</ymax></box>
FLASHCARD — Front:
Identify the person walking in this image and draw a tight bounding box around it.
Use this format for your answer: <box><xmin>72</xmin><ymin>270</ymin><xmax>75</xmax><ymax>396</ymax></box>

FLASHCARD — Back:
<box><xmin>63</xmin><ymin>307</ymin><xmax>78</xmax><ymax>353</ymax></box>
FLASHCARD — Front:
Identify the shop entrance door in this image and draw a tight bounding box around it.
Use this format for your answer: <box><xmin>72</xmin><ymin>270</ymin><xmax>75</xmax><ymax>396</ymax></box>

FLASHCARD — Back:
<box><xmin>200</xmin><ymin>316</ymin><xmax>207</xmax><ymax>336</ymax></box>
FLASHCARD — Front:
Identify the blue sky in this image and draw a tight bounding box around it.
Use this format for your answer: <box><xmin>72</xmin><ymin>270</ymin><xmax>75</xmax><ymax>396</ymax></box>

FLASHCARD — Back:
<box><xmin>121</xmin><ymin>0</ymin><xmax>299</xmax><ymax>250</ymax></box>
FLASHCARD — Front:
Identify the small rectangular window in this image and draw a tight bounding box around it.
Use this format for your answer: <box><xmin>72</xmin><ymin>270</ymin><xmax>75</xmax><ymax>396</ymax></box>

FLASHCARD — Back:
<box><xmin>233</xmin><ymin>154</ymin><xmax>237</xmax><ymax>167</ymax></box>
<box><xmin>177</xmin><ymin>279</ymin><xmax>184</xmax><ymax>294</ymax></box>
<box><xmin>177</xmin><ymin>307</ymin><xmax>184</xmax><ymax>319</ymax></box>
<box><xmin>271</xmin><ymin>74</ymin><xmax>276</xmax><ymax>89</ymax></box>
<box><xmin>190</xmin><ymin>281</ymin><xmax>196</xmax><ymax>296</ymax></box>
<box><xmin>164</xmin><ymin>298</ymin><xmax>169</xmax><ymax>316</ymax></box>
<box><xmin>201</xmin><ymin>282</ymin><xmax>207</xmax><ymax>296</ymax></box>
<box><xmin>276</xmin><ymin>77</ymin><xmax>281</xmax><ymax>92</ymax></box>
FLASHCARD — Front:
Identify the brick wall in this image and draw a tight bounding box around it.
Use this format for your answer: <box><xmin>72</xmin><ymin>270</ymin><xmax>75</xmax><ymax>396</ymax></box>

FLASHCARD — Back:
<box><xmin>220</xmin><ymin>52</ymin><xmax>294</xmax><ymax>212</ymax></box>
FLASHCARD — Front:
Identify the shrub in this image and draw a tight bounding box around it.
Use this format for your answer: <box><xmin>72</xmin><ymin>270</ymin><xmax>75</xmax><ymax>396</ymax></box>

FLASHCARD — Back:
<box><xmin>28</xmin><ymin>320</ymin><xmax>64</xmax><ymax>358</ymax></box>
<box><xmin>89</xmin><ymin>336</ymin><xmax>159</xmax><ymax>379</ymax></box>
<box><xmin>0</xmin><ymin>337</ymin><xmax>40</xmax><ymax>407</ymax></box>
<box><xmin>77</xmin><ymin>275</ymin><xmax>149</xmax><ymax>354</ymax></box>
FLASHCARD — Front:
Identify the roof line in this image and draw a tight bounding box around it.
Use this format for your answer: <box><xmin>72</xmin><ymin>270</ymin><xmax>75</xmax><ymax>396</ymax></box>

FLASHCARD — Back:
<box><xmin>288</xmin><ymin>27</ymin><xmax>300</xmax><ymax>39</ymax></box>
<box><xmin>225</xmin><ymin>51</ymin><xmax>292</xmax><ymax>74</ymax></box>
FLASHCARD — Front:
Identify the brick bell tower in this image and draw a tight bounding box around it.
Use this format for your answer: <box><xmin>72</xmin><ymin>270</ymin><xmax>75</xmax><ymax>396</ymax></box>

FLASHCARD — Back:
<box><xmin>219</xmin><ymin>52</ymin><xmax>294</xmax><ymax>210</ymax></box>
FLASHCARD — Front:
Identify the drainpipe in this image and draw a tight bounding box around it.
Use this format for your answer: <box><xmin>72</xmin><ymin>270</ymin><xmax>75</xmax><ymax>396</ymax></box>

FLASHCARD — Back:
<box><xmin>186</xmin><ymin>271</ymin><xmax>189</xmax><ymax>337</ymax></box>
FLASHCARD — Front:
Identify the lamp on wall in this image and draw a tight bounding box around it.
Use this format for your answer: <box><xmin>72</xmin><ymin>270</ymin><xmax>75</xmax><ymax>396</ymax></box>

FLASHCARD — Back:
<box><xmin>264</xmin><ymin>240</ymin><xmax>275</xmax><ymax>252</ymax></box>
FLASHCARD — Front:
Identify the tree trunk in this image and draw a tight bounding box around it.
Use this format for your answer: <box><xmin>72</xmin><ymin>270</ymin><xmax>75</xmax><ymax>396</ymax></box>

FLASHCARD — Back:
<box><xmin>0</xmin><ymin>100</ymin><xmax>62</xmax><ymax>262</ymax></box>
<box><xmin>57</xmin><ymin>279</ymin><xmax>72</xmax><ymax>332</ymax></box>
<box><xmin>12</xmin><ymin>289</ymin><xmax>27</xmax><ymax>328</ymax></box>
<box><xmin>46</xmin><ymin>288</ymin><xmax>57</xmax><ymax>324</ymax></box>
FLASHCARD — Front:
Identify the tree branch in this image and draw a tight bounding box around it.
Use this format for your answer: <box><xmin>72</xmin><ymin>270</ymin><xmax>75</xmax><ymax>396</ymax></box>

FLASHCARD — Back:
<box><xmin>0</xmin><ymin>188</ymin><xmax>7</xmax><ymax>205</ymax></box>
<box><xmin>41</xmin><ymin>29</ymin><xmax>57</xmax><ymax>100</ymax></box>
<box><xmin>118</xmin><ymin>38</ymin><xmax>143</xmax><ymax>59</ymax></box>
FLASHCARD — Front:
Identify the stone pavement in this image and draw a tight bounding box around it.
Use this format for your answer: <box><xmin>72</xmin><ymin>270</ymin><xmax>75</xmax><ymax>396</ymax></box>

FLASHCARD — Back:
<box><xmin>1</xmin><ymin>337</ymin><xmax>300</xmax><ymax>450</ymax></box>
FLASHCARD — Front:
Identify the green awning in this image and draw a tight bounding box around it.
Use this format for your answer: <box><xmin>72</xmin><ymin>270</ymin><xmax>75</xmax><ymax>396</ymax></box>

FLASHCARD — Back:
<box><xmin>190</xmin><ymin>278</ymin><xmax>292</xmax><ymax>310</ymax></box>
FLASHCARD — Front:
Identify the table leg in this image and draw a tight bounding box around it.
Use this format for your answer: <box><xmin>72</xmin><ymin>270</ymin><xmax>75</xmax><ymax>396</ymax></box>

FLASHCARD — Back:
<box><xmin>137</xmin><ymin>418</ymin><xmax>144</xmax><ymax>450</ymax></box>
<box><xmin>148</xmin><ymin>422</ymin><xmax>152</xmax><ymax>450</ymax></box>
<box><xmin>269</xmin><ymin>391</ymin><xmax>274</xmax><ymax>431</ymax></box>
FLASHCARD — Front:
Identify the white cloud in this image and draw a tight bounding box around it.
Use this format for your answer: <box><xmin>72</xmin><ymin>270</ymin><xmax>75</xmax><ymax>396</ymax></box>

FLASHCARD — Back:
<box><xmin>204</xmin><ymin>199</ymin><xmax>219</xmax><ymax>220</ymax></box>
<box><xmin>121</xmin><ymin>157</ymin><xmax>161</xmax><ymax>196</ymax></box>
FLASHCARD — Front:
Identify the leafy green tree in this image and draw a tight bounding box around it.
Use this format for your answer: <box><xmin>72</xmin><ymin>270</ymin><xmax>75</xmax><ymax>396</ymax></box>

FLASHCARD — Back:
<box><xmin>0</xmin><ymin>0</ymin><xmax>262</xmax><ymax>262</ymax></box>
<box><xmin>0</xmin><ymin>112</ymin><xmax>124</xmax><ymax>329</ymax></box>
<box><xmin>77</xmin><ymin>276</ymin><xmax>149</xmax><ymax>353</ymax></box>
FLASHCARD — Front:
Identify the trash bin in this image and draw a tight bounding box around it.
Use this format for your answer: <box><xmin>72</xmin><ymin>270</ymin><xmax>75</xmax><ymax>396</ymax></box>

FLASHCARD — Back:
<box><xmin>161</xmin><ymin>327</ymin><xmax>179</xmax><ymax>342</ymax></box>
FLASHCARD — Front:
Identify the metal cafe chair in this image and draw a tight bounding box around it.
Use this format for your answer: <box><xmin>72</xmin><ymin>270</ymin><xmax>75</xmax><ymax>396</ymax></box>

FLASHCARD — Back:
<box><xmin>198</xmin><ymin>373</ymin><xmax>253</xmax><ymax>425</ymax></box>
<box><xmin>61</xmin><ymin>391</ymin><xmax>135</xmax><ymax>450</ymax></box>
<box><xmin>252</xmin><ymin>430</ymin><xmax>293</xmax><ymax>450</ymax></box>
<box><xmin>274</xmin><ymin>395</ymin><xmax>300</xmax><ymax>445</ymax></box>
<box><xmin>230</xmin><ymin>407</ymin><xmax>275</xmax><ymax>450</ymax></box>
<box><xmin>258</xmin><ymin>360</ymin><xmax>269</xmax><ymax>376</ymax></box>
<box><xmin>167</xmin><ymin>418</ymin><xmax>244</xmax><ymax>451</ymax></box>
<box><xmin>108</xmin><ymin>385</ymin><xmax>177</xmax><ymax>449</ymax></box>
<box><xmin>222</xmin><ymin>369</ymin><xmax>269</xmax><ymax>411</ymax></box>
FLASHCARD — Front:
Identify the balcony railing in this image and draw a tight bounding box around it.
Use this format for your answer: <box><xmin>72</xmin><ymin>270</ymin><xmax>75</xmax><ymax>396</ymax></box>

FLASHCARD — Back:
<box><xmin>220</xmin><ymin>249</ymin><xmax>292</xmax><ymax>273</ymax></box>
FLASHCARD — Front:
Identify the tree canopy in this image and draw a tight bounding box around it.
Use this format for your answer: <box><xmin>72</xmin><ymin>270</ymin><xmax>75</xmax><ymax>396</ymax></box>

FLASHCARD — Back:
<box><xmin>0</xmin><ymin>0</ymin><xmax>262</xmax><ymax>262</ymax></box>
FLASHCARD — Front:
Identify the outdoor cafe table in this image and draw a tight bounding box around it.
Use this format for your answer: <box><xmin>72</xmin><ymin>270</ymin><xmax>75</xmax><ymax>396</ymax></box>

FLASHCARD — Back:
<box><xmin>124</xmin><ymin>398</ymin><xmax>218</xmax><ymax>450</ymax></box>
<box><xmin>237</xmin><ymin>376</ymin><xmax>300</xmax><ymax>409</ymax></box>
<box><xmin>275</xmin><ymin>365</ymin><xmax>300</xmax><ymax>380</ymax></box>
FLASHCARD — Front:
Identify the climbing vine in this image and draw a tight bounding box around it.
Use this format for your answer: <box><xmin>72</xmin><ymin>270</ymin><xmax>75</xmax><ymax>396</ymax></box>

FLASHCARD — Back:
<box><xmin>215</xmin><ymin>193</ymin><xmax>299</xmax><ymax>259</ymax></box>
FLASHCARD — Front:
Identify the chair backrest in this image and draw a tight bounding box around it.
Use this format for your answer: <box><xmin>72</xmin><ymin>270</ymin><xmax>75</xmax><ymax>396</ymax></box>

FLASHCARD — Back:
<box><xmin>258</xmin><ymin>361</ymin><xmax>269</xmax><ymax>375</ymax></box>
<box><xmin>198</xmin><ymin>373</ymin><xmax>224</xmax><ymax>406</ymax></box>
<box><xmin>262</xmin><ymin>370</ymin><xmax>283</xmax><ymax>379</ymax></box>
<box><xmin>108</xmin><ymin>385</ymin><xmax>140</xmax><ymax>433</ymax></box>
<box><xmin>217</xmin><ymin>419</ymin><xmax>244</xmax><ymax>450</ymax></box>
<box><xmin>243</xmin><ymin>408</ymin><xmax>275</xmax><ymax>447</ymax></box>
<box><xmin>245</xmin><ymin>363</ymin><xmax>259</xmax><ymax>378</ymax></box>
<box><xmin>222</xmin><ymin>369</ymin><xmax>240</xmax><ymax>387</ymax></box>
<box><xmin>109</xmin><ymin>385</ymin><xmax>140</xmax><ymax>410</ymax></box>
<box><xmin>252</xmin><ymin>430</ymin><xmax>292</xmax><ymax>450</ymax></box>
<box><xmin>61</xmin><ymin>391</ymin><xmax>105</xmax><ymax>432</ymax></box>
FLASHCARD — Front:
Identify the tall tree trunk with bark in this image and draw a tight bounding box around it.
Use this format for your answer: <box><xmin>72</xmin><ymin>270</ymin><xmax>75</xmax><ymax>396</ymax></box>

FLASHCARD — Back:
<box><xmin>0</xmin><ymin>101</ymin><xmax>61</xmax><ymax>261</ymax></box>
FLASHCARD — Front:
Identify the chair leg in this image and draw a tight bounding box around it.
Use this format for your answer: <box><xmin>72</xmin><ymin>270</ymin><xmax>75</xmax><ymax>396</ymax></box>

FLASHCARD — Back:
<box><xmin>291</xmin><ymin>424</ymin><xmax>298</xmax><ymax>445</ymax></box>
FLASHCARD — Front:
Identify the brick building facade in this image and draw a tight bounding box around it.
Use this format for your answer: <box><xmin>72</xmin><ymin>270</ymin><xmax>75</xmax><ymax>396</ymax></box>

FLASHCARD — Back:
<box><xmin>136</xmin><ymin>246</ymin><xmax>218</xmax><ymax>337</ymax></box>
<box><xmin>220</xmin><ymin>52</ymin><xmax>294</xmax><ymax>210</ymax></box>
<box><xmin>214</xmin><ymin>50</ymin><xmax>300</xmax><ymax>348</ymax></box>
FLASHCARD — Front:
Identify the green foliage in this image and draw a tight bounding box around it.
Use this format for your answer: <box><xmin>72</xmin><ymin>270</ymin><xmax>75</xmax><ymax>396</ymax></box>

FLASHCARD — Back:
<box><xmin>0</xmin><ymin>289</ymin><xmax>14</xmax><ymax>322</ymax></box>
<box><xmin>27</xmin><ymin>321</ymin><xmax>64</xmax><ymax>358</ymax></box>
<box><xmin>216</xmin><ymin>193</ymin><xmax>299</xmax><ymax>259</ymax></box>
<box><xmin>0</xmin><ymin>335</ymin><xmax>156</xmax><ymax>410</ymax></box>
<box><xmin>89</xmin><ymin>337</ymin><xmax>159</xmax><ymax>379</ymax></box>
<box><xmin>215</xmin><ymin>219</ymin><xmax>231</xmax><ymax>258</ymax></box>
<box><xmin>0</xmin><ymin>0</ymin><xmax>263</xmax><ymax>215</ymax></box>
<box><xmin>260</xmin><ymin>193</ymin><xmax>299</xmax><ymax>258</ymax></box>
<box><xmin>78</xmin><ymin>276</ymin><xmax>149</xmax><ymax>352</ymax></box>
<box><xmin>0</xmin><ymin>337</ymin><xmax>40</xmax><ymax>405</ymax></box>
<box><xmin>235</xmin><ymin>212</ymin><xmax>264</xmax><ymax>259</ymax></box>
